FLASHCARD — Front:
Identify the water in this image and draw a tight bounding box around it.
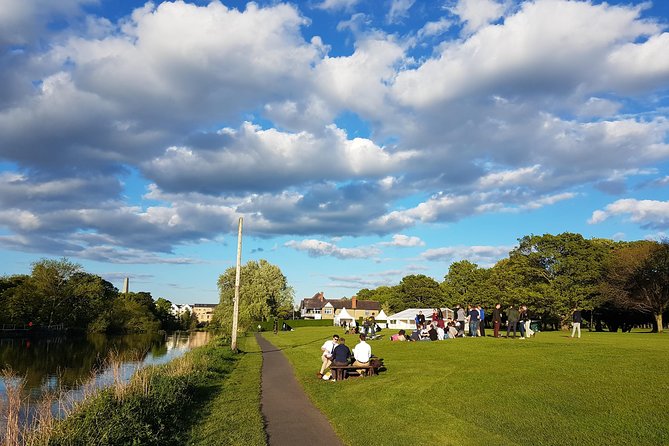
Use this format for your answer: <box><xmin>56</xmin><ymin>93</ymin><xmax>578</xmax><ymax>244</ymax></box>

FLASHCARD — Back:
<box><xmin>0</xmin><ymin>331</ymin><xmax>211</xmax><ymax>427</ymax></box>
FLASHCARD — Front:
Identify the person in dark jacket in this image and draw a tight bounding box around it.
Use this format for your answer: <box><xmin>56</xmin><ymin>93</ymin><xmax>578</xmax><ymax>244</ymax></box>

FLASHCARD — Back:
<box><xmin>492</xmin><ymin>303</ymin><xmax>502</xmax><ymax>338</ymax></box>
<box><xmin>571</xmin><ymin>308</ymin><xmax>582</xmax><ymax>339</ymax></box>
<box><xmin>506</xmin><ymin>305</ymin><xmax>520</xmax><ymax>338</ymax></box>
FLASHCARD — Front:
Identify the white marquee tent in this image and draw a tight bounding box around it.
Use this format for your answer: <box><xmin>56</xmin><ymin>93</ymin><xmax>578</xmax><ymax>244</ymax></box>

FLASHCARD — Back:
<box><xmin>334</xmin><ymin>307</ymin><xmax>354</xmax><ymax>326</ymax></box>
<box><xmin>386</xmin><ymin>308</ymin><xmax>453</xmax><ymax>330</ymax></box>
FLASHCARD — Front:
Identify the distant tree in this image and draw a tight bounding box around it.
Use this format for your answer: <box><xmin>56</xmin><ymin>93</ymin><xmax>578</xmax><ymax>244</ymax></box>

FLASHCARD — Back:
<box><xmin>601</xmin><ymin>241</ymin><xmax>669</xmax><ymax>333</ymax></box>
<box><xmin>441</xmin><ymin>260</ymin><xmax>489</xmax><ymax>308</ymax></box>
<box><xmin>155</xmin><ymin>297</ymin><xmax>180</xmax><ymax>331</ymax></box>
<box><xmin>213</xmin><ymin>260</ymin><xmax>293</xmax><ymax>333</ymax></box>
<box><xmin>387</xmin><ymin>275</ymin><xmax>442</xmax><ymax>312</ymax></box>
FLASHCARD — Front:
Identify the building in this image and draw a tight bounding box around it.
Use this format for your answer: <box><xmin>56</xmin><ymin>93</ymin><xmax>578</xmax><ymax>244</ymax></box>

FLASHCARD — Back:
<box><xmin>299</xmin><ymin>292</ymin><xmax>381</xmax><ymax>322</ymax></box>
<box><xmin>386</xmin><ymin>308</ymin><xmax>454</xmax><ymax>330</ymax></box>
<box><xmin>191</xmin><ymin>303</ymin><xmax>217</xmax><ymax>324</ymax></box>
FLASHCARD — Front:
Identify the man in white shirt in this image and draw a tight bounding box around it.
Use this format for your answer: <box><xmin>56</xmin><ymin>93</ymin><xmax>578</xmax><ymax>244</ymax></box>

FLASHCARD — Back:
<box><xmin>352</xmin><ymin>334</ymin><xmax>372</xmax><ymax>376</ymax></box>
<box><xmin>319</xmin><ymin>334</ymin><xmax>339</xmax><ymax>378</ymax></box>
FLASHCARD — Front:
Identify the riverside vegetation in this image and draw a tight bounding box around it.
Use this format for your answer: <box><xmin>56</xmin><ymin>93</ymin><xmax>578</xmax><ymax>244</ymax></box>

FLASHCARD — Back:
<box><xmin>0</xmin><ymin>335</ymin><xmax>265</xmax><ymax>446</ymax></box>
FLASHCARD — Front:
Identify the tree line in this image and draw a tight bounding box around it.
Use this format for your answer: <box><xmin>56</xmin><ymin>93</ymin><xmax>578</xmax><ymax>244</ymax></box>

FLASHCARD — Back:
<box><xmin>0</xmin><ymin>258</ymin><xmax>195</xmax><ymax>334</ymax></box>
<box><xmin>356</xmin><ymin>233</ymin><xmax>669</xmax><ymax>333</ymax></box>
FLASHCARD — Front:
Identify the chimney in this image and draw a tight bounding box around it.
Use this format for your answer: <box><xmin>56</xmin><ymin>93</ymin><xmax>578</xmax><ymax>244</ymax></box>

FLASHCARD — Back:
<box><xmin>351</xmin><ymin>296</ymin><xmax>357</xmax><ymax>309</ymax></box>
<box><xmin>122</xmin><ymin>277</ymin><xmax>129</xmax><ymax>294</ymax></box>
<box><xmin>318</xmin><ymin>292</ymin><xmax>325</xmax><ymax>302</ymax></box>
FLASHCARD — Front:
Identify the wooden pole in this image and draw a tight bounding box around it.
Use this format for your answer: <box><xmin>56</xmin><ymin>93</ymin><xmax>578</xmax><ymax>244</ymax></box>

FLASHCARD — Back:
<box><xmin>231</xmin><ymin>217</ymin><xmax>243</xmax><ymax>352</ymax></box>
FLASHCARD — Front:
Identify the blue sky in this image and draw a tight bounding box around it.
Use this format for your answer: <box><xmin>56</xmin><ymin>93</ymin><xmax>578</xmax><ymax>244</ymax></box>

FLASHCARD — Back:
<box><xmin>1</xmin><ymin>0</ymin><xmax>669</xmax><ymax>305</ymax></box>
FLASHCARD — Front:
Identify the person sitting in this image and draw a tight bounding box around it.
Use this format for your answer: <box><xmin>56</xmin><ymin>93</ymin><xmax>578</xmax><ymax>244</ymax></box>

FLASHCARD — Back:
<box><xmin>419</xmin><ymin>324</ymin><xmax>431</xmax><ymax>341</ymax></box>
<box><xmin>331</xmin><ymin>337</ymin><xmax>352</xmax><ymax>380</ymax></box>
<box><xmin>428</xmin><ymin>323</ymin><xmax>438</xmax><ymax>341</ymax></box>
<box><xmin>436</xmin><ymin>325</ymin><xmax>445</xmax><ymax>340</ymax></box>
<box><xmin>447</xmin><ymin>321</ymin><xmax>458</xmax><ymax>339</ymax></box>
<box><xmin>391</xmin><ymin>329</ymin><xmax>407</xmax><ymax>341</ymax></box>
<box><xmin>352</xmin><ymin>334</ymin><xmax>372</xmax><ymax>376</ymax></box>
<box><xmin>409</xmin><ymin>326</ymin><xmax>421</xmax><ymax>341</ymax></box>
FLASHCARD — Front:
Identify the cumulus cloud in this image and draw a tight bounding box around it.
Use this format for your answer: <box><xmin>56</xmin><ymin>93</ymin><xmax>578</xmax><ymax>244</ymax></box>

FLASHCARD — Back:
<box><xmin>1</xmin><ymin>0</ymin><xmax>669</xmax><ymax>265</ymax></box>
<box><xmin>378</xmin><ymin>234</ymin><xmax>425</xmax><ymax>247</ymax></box>
<box><xmin>422</xmin><ymin>244</ymin><xmax>512</xmax><ymax>266</ymax></box>
<box><xmin>285</xmin><ymin>239</ymin><xmax>381</xmax><ymax>259</ymax></box>
<box><xmin>449</xmin><ymin>0</ymin><xmax>506</xmax><ymax>35</ymax></box>
<box><xmin>589</xmin><ymin>199</ymin><xmax>669</xmax><ymax>229</ymax></box>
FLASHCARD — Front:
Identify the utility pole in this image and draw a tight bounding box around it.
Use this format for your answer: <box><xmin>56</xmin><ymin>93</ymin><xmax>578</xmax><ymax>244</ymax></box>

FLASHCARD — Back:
<box><xmin>231</xmin><ymin>217</ymin><xmax>243</xmax><ymax>352</ymax></box>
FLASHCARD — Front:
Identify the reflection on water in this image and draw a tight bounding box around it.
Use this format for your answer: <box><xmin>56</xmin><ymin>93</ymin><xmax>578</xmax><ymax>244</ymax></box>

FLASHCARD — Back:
<box><xmin>0</xmin><ymin>331</ymin><xmax>211</xmax><ymax>403</ymax></box>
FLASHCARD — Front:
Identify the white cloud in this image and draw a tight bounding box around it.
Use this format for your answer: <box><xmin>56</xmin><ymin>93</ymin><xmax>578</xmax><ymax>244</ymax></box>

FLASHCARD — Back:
<box><xmin>387</xmin><ymin>0</ymin><xmax>415</xmax><ymax>24</ymax></box>
<box><xmin>285</xmin><ymin>239</ymin><xmax>381</xmax><ymax>259</ymax></box>
<box><xmin>589</xmin><ymin>199</ymin><xmax>669</xmax><ymax>229</ymax></box>
<box><xmin>422</xmin><ymin>244</ymin><xmax>512</xmax><ymax>266</ymax></box>
<box><xmin>378</xmin><ymin>234</ymin><xmax>425</xmax><ymax>247</ymax></box>
<box><xmin>316</xmin><ymin>0</ymin><xmax>360</xmax><ymax>12</ymax></box>
<box><xmin>449</xmin><ymin>0</ymin><xmax>506</xmax><ymax>35</ymax></box>
<box><xmin>417</xmin><ymin>17</ymin><xmax>453</xmax><ymax>39</ymax></box>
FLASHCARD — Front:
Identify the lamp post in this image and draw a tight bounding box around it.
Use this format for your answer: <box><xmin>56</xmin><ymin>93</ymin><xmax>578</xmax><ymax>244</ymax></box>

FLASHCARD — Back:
<box><xmin>231</xmin><ymin>217</ymin><xmax>243</xmax><ymax>352</ymax></box>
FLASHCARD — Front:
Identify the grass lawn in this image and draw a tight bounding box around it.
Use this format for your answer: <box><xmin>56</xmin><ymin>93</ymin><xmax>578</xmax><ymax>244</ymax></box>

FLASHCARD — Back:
<box><xmin>263</xmin><ymin>328</ymin><xmax>669</xmax><ymax>446</ymax></box>
<box><xmin>187</xmin><ymin>334</ymin><xmax>266</xmax><ymax>446</ymax></box>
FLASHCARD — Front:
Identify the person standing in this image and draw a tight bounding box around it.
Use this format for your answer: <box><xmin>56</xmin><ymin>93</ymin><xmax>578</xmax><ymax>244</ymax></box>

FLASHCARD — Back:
<box><xmin>492</xmin><ymin>304</ymin><xmax>502</xmax><ymax>338</ymax></box>
<box><xmin>318</xmin><ymin>334</ymin><xmax>339</xmax><ymax>378</ymax></box>
<box><xmin>456</xmin><ymin>305</ymin><xmax>467</xmax><ymax>337</ymax></box>
<box><xmin>571</xmin><ymin>308</ymin><xmax>582</xmax><ymax>339</ymax></box>
<box><xmin>416</xmin><ymin>311</ymin><xmax>426</xmax><ymax>327</ymax></box>
<box><xmin>478</xmin><ymin>305</ymin><xmax>486</xmax><ymax>337</ymax></box>
<box><xmin>352</xmin><ymin>334</ymin><xmax>372</xmax><ymax>375</ymax></box>
<box><xmin>523</xmin><ymin>305</ymin><xmax>534</xmax><ymax>338</ymax></box>
<box><xmin>468</xmin><ymin>305</ymin><xmax>480</xmax><ymax>337</ymax></box>
<box><xmin>518</xmin><ymin>306</ymin><xmax>527</xmax><ymax>339</ymax></box>
<box><xmin>506</xmin><ymin>305</ymin><xmax>519</xmax><ymax>338</ymax></box>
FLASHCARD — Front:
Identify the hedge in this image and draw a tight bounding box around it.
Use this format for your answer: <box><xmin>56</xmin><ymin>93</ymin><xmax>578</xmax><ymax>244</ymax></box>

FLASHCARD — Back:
<box><xmin>253</xmin><ymin>318</ymin><xmax>333</xmax><ymax>331</ymax></box>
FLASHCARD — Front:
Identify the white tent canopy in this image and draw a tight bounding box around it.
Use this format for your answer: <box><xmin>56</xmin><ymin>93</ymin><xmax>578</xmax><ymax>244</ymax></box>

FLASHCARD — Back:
<box><xmin>374</xmin><ymin>310</ymin><xmax>388</xmax><ymax>320</ymax></box>
<box><xmin>386</xmin><ymin>308</ymin><xmax>453</xmax><ymax>330</ymax></box>
<box><xmin>334</xmin><ymin>307</ymin><xmax>354</xmax><ymax>326</ymax></box>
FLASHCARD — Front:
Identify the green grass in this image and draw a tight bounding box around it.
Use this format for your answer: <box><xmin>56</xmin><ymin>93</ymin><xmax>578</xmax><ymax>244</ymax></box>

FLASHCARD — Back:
<box><xmin>263</xmin><ymin>328</ymin><xmax>669</xmax><ymax>446</ymax></box>
<box><xmin>187</xmin><ymin>335</ymin><xmax>265</xmax><ymax>446</ymax></box>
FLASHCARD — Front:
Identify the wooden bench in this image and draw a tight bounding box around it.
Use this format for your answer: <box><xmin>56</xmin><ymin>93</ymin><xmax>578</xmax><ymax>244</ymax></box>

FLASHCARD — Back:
<box><xmin>330</xmin><ymin>358</ymin><xmax>384</xmax><ymax>380</ymax></box>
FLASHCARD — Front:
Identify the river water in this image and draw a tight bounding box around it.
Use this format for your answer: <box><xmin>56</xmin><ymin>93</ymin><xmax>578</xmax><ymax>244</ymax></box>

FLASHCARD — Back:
<box><xmin>0</xmin><ymin>331</ymin><xmax>210</xmax><ymax>429</ymax></box>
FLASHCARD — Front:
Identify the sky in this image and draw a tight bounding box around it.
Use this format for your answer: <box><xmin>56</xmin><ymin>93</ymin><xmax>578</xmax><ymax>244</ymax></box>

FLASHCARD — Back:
<box><xmin>1</xmin><ymin>0</ymin><xmax>669</xmax><ymax>306</ymax></box>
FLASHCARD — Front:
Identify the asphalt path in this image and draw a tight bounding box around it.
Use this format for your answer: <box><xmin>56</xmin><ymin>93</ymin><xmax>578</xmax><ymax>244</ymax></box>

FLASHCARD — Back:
<box><xmin>255</xmin><ymin>333</ymin><xmax>343</xmax><ymax>446</ymax></box>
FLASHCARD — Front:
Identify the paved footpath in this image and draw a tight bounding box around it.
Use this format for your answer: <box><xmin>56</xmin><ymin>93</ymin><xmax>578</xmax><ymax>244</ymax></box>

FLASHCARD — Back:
<box><xmin>255</xmin><ymin>333</ymin><xmax>343</xmax><ymax>446</ymax></box>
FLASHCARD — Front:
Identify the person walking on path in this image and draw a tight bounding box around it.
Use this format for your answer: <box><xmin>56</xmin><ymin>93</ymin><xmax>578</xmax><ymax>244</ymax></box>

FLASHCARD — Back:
<box><xmin>492</xmin><ymin>304</ymin><xmax>502</xmax><ymax>338</ymax></box>
<box><xmin>319</xmin><ymin>334</ymin><xmax>339</xmax><ymax>378</ymax></box>
<box><xmin>506</xmin><ymin>305</ymin><xmax>520</xmax><ymax>338</ymax></box>
<box><xmin>255</xmin><ymin>334</ymin><xmax>344</xmax><ymax>446</ymax></box>
<box><xmin>571</xmin><ymin>308</ymin><xmax>582</xmax><ymax>338</ymax></box>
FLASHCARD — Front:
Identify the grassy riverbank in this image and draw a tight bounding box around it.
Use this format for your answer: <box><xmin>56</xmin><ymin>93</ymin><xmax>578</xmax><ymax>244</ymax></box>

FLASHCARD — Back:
<box><xmin>264</xmin><ymin>328</ymin><xmax>669</xmax><ymax>446</ymax></box>
<box><xmin>2</xmin><ymin>335</ymin><xmax>265</xmax><ymax>446</ymax></box>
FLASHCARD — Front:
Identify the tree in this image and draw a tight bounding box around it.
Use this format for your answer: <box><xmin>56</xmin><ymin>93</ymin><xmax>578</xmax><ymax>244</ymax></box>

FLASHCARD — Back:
<box><xmin>441</xmin><ymin>260</ymin><xmax>489</xmax><ymax>308</ymax></box>
<box><xmin>601</xmin><ymin>241</ymin><xmax>669</xmax><ymax>333</ymax></box>
<box><xmin>508</xmin><ymin>233</ymin><xmax>611</xmax><ymax>325</ymax></box>
<box><xmin>387</xmin><ymin>275</ymin><xmax>442</xmax><ymax>312</ymax></box>
<box><xmin>155</xmin><ymin>297</ymin><xmax>179</xmax><ymax>331</ymax></box>
<box><xmin>213</xmin><ymin>260</ymin><xmax>294</xmax><ymax>333</ymax></box>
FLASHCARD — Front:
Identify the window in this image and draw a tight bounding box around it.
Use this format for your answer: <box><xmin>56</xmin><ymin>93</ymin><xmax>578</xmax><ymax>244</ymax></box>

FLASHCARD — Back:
<box><xmin>324</xmin><ymin>308</ymin><xmax>333</xmax><ymax>314</ymax></box>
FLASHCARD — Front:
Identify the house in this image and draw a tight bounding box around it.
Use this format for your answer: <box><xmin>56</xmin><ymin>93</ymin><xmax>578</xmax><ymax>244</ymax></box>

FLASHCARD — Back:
<box><xmin>387</xmin><ymin>308</ymin><xmax>454</xmax><ymax>330</ymax></box>
<box><xmin>170</xmin><ymin>303</ymin><xmax>193</xmax><ymax>316</ymax></box>
<box><xmin>299</xmin><ymin>292</ymin><xmax>381</xmax><ymax>323</ymax></box>
<box><xmin>191</xmin><ymin>303</ymin><xmax>217</xmax><ymax>324</ymax></box>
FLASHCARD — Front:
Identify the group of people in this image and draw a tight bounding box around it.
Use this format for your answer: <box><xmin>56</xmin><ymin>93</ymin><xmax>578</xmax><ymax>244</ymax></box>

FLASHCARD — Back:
<box><xmin>343</xmin><ymin>314</ymin><xmax>381</xmax><ymax>338</ymax></box>
<box><xmin>318</xmin><ymin>333</ymin><xmax>372</xmax><ymax>380</ymax></box>
<box><xmin>389</xmin><ymin>305</ymin><xmax>538</xmax><ymax>341</ymax></box>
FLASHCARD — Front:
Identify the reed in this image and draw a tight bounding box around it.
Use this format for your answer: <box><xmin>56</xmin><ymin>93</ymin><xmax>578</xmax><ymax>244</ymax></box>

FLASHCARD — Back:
<box><xmin>1</xmin><ymin>368</ymin><xmax>25</xmax><ymax>446</ymax></box>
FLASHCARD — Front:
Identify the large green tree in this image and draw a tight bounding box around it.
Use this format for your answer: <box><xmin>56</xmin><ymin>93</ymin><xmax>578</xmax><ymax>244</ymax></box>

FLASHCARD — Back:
<box><xmin>213</xmin><ymin>260</ymin><xmax>294</xmax><ymax>333</ymax></box>
<box><xmin>506</xmin><ymin>233</ymin><xmax>612</xmax><ymax>325</ymax></box>
<box><xmin>601</xmin><ymin>241</ymin><xmax>669</xmax><ymax>333</ymax></box>
<box><xmin>441</xmin><ymin>260</ymin><xmax>490</xmax><ymax>308</ymax></box>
